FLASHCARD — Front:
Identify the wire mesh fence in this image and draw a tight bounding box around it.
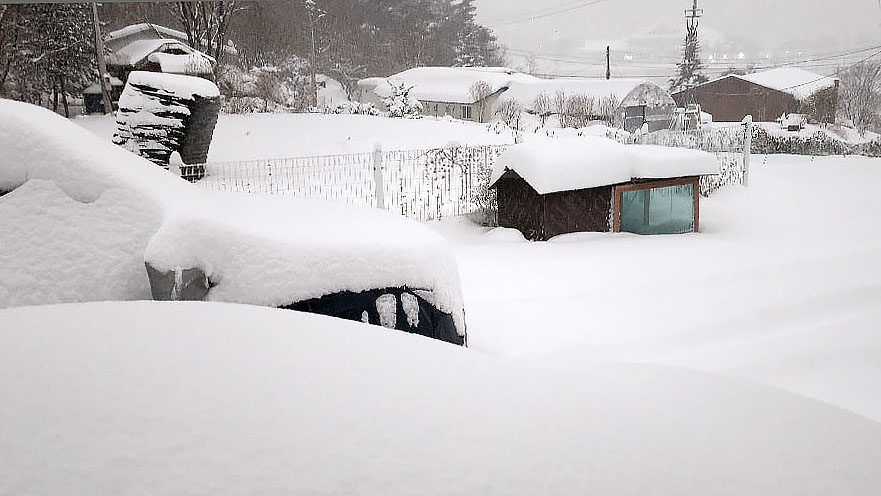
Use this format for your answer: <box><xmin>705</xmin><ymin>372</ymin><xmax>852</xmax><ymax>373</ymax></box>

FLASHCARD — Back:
<box><xmin>611</xmin><ymin>124</ymin><xmax>748</xmax><ymax>196</ymax></box>
<box><xmin>194</xmin><ymin>145</ymin><xmax>508</xmax><ymax>222</ymax></box>
<box><xmin>189</xmin><ymin>125</ymin><xmax>748</xmax><ymax>224</ymax></box>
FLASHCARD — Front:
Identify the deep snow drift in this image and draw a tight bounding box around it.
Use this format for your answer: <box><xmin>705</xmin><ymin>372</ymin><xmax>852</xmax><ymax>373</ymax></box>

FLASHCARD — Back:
<box><xmin>439</xmin><ymin>153</ymin><xmax>881</xmax><ymax>422</ymax></box>
<box><xmin>0</xmin><ymin>100</ymin><xmax>465</xmax><ymax>331</ymax></box>
<box><xmin>2</xmin><ymin>301</ymin><xmax>881</xmax><ymax>495</ymax></box>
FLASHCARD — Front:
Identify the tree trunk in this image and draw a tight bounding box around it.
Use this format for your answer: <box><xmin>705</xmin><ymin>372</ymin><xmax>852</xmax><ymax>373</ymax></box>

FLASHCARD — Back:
<box><xmin>52</xmin><ymin>80</ymin><xmax>59</xmax><ymax>112</ymax></box>
<box><xmin>59</xmin><ymin>75</ymin><xmax>69</xmax><ymax>118</ymax></box>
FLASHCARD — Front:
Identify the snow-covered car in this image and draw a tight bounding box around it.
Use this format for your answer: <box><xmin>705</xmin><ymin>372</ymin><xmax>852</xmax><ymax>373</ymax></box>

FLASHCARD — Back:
<box><xmin>0</xmin><ymin>100</ymin><xmax>466</xmax><ymax>345</ymax></box>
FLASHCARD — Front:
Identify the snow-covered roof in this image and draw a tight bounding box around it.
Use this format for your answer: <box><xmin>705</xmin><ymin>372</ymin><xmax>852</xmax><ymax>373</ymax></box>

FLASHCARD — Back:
<box><xmin>107</xmin><ymin>38</ymin><xmax>196</xmax><ymax>67</ymax></box>
<box><xmin>502</xmin><ymin>78</ymin><xmax>675</xmax><ymax>111</ymax></box>
<box><xmin>147</xmin><ymin>51</ymin><xmax>215</xmax><ymax>75</ymax></box>
<box><xmin>490</xmin><ymin>137</ymin><xmax>719</xmax><ymax>194</ymax></box>
<box><xmin>0</xmin><ymin>100</ymin><xmax>465</xmax><ymax>335</ymax></box>
<box><xmin>741</xmin><ymin>68</ymin><xmax>838</xmax><ymax>100</ymax></box>
<box><xmin>105</xmin><ymin>22</ymin><xmax>238</xmax><ymax>56</ymax></box>
<box><xmin>371</xmin><ymin>67</ymin><xmax>539</xmax><ymax>104</ymax></box>
<box><xmin>4</xmin><ymin>300</ymin><xmax>881</xmax><ymax>494</ymax></box>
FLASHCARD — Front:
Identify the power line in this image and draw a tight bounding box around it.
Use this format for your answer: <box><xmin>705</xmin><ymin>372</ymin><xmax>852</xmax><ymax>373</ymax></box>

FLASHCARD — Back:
<box><xmin>484</xmin><ymin>0</ymin><xmax>611</xmax><ymax>28</ymax></box>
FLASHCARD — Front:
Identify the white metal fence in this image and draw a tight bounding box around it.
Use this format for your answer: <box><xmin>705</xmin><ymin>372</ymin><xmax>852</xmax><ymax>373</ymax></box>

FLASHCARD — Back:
<box><xmin>192</xmin><ymin>144</ymin><xmax>508</xmax><ymax>222</ymax></box>
<box><xmin>190</xmin><ymin>124</ymin><xmax>749</xmax><ymax>223</ymax></box>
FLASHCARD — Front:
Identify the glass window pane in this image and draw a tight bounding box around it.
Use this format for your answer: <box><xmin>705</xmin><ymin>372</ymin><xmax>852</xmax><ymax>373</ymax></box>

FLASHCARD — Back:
<box><xmin>619</xmin><ymin>183</ymin><xmax>694</xmax><ymax>235</ymax></box>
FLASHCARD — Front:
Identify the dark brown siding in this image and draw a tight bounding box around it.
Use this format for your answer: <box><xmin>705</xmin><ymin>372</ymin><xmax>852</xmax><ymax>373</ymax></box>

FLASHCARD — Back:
<box><xmin>673</xmin><ymin>76</ymin><xmax>799</xmax><ymax>122</ymax></box>
<box><xmin>541</xmin><ymin>186</ymin><xmax>612</xmax><ymax>239</ymax></box>
<box><xmin>495</xmin><ymin>171</ymin><xmax>612</xmax><ymax>241</ymax></box>
<box><xmin>496</xmin><ymin>172</ymin><xmax>543</xmax><ymax>240</ymax></box>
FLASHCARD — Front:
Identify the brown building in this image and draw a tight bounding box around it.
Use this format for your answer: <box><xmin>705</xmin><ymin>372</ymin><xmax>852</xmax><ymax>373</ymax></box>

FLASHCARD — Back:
<box><xmin>672</xmin><ymin>68</ymin><xmax>839</xmax><ymax>123</ymax></box>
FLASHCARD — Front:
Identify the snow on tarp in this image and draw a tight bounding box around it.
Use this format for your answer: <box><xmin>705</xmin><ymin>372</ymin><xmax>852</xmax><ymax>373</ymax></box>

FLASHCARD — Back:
<box><xmin>373</xmin><ymin>67</ymin><xmax>539</xmax><ymax>104</ymax></box>
<box><xmin>0</xmin><ymin>100</ymin><xmax>465</xmax><ymax>335</ymax></box>
<box><xmin>148</xmin><ymin>51</ymin><xmax>215</xmax><ymax>75</ymax></box>
<box><xmin>121</xmin><ymin>70</ymin><xmax>219</xmax><ymax>100</ymax></box>
<box><xmin>490</xmin><ymin>137</ymin><xmax>719</xmax><ymax>194</ymax></box>
<box><xmin>501</xmin><ymin>78</ymin><xmax>675</xmax><ymax>112</ymax></box>
<box><xmin>3</xmin><ymin>300</ymin><xmax>881</xmax><ymax>495</ymax></box>
<box><xmin>741</xmin><ymin>67</ymin><xmax>838</xmax><ymax>101</ymax></box>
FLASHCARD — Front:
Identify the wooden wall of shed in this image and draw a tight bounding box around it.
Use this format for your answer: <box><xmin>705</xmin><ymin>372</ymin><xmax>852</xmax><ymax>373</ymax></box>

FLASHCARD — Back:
<box><xmin>541</xmin><ymin>186</ymin><xmax>612</xmax><ymax>239</ymax></box>
<box><xmin>674</xmin><ymin>76</ymin><xmax>799</xmax><ymax>122</ymax></box>
<box><xmin>496</xmin><ymin>174</ymin><xmax>544</xmax><ymax>240</ymax></box>
<box><xmin>496</xmin><ymin>171</ymin><xmax>612</xmax><ymax>241</ymax></box>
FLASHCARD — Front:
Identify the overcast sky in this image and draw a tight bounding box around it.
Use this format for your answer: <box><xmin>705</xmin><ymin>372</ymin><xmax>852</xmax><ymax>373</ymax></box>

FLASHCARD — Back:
<box><xmin>475</xmin><ymin>0</ymin><xmax>881</xmax><ymax>78</ymax></box>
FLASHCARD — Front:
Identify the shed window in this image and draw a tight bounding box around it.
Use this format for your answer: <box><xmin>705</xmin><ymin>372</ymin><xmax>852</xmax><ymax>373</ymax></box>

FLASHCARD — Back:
<box><xmin>618</xmin><ymin>183</ymin><xmax>695</xmax><ymax>235</ymax></box>
<box><xmin>462</xmin><ymin>105</ymin><xmax>472</xmax><ymax>120</ymax></box>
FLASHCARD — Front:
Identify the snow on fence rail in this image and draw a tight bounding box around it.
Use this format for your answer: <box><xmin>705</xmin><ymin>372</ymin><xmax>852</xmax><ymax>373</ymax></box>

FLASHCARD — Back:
<box><xmin>189</xmin><ymin>145</ymin><xmax>507</xmax><ymax>222</ymax></box>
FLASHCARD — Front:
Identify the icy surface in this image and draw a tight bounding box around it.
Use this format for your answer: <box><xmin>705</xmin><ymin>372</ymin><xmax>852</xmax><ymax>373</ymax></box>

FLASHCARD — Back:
<box><xmin>2</xmin><ymin>301</ymin><xmax>881</xmax><ymax>495</ymax></box>
<box><xmin>1</xmin><ymin>100</ymin><xmax>465</xmax><ymax>333</ymax></box>
<box><xmin>490</xmin><ymin>137</ymin><xmax>718</xmax><ymax>193</ymax></box>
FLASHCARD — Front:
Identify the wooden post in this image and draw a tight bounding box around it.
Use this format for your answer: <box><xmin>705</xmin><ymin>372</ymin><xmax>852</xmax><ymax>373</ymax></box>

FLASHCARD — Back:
<box><xmin>373</xmin><ymin>142</ymin><xmax>385</xmax><ymax>209</ymax></box>
<box><xmin>92</xmin><ymin>2</ymin><xmax>113</xmax><ymax>115</ymax></box>
<box><xmin>605</xmin><ymin>46</ymin><xmax>610</xmax><ymax>80</ymax></box>
<box><xmin>742</xmin><ymin>114</ymin><xmax>752</xmax><ymax>187</ymax></box>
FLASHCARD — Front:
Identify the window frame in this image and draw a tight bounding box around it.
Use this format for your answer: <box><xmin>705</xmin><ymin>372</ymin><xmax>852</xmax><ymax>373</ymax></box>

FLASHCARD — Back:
<box><xmin>612</xmin><ymin>176</ymin><xmax>700</xmax><ymax>233</ymax></box>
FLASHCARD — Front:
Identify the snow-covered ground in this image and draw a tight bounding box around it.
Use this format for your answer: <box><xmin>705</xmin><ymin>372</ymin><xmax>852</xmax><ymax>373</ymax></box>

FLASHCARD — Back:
<box><xmin>75</xmin><ymin>112</ymin><xmax>513</xmax><ymax>160</ymax></box>
<box><xmin>433</xmin><ymin>153</ymin><xmax>881</xmax><ymax>422</ymax></box>
<box><xmin>3</xmin><ymin>301</ymin><xmax>881</xmax><ymax>495</ymax></box>
<box><xmin>711</xmin><ymin>121</ymin><xmax>881</xmax><ymax>145</ymax></box>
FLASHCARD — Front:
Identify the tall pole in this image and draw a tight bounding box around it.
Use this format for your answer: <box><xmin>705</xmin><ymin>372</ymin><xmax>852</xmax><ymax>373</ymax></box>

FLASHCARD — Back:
<box><xmin>91</xmin><ymin>2</ymin><xmax>113</xmax><ymax>115</ymax></box>
<box><xmin>309</xmin><ymin>16</ymin><xmax>318</xmax><ymax>108</ymax></box>
<box><xmin>605</xmin><ymin>46</ymin><xmax>610</xmax><ymax>80</ymax></box>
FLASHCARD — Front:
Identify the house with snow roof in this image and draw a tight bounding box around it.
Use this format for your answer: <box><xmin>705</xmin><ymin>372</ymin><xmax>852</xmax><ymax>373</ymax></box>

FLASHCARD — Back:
<box><xmin>498</xmin><ymin>77</ymin><xmax>676</xmax><ymax>132</ymax></box>
<box><xmin>356</xmin><ymin>67</ymin><xmax>539</xmax><ymax>122</ymax></box>
<box><xmin>672</xmin><ymin>68</ymin><xmax>839</xmax><ymax>123</ymax></box>
<box><xmin>103</xmin><ymin>23</ymin><xmax>232</xmax><ymax>83</ymax></box>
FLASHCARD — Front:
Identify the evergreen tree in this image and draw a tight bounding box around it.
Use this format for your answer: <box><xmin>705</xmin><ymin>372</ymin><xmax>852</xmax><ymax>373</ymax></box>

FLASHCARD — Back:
<box><xmin>669</xmin><ymin>21</ymin><xmax>707</xmax><ymax>93</ymax></box>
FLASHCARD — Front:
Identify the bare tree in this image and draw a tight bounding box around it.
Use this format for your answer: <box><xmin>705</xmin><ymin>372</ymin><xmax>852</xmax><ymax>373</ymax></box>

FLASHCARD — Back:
<box><xmin>597</xmin><ymin>94</ymin><xmax>620</xmax><ymax>126</ymax></box>
<box><xmin>532</xmin><ymin>91</ymin><xmax>552</xmax><ymax>127</ymax></box>
<box><xmin>495</xmin><ymin>99</ymin><xmax>522</xmax><ymax>130</ymax></box>
<box><xmin>469</xmin><ymin>80</ymin><xmax>492</xmax><ymax>123</ymax></box>
<box><xmin>554</xmin><ymin>90</ymin><xmax>568</xmax><ymax>128</ymax></box>
<box><xmin>837</xmin><ymin>61</ymin><xmax>881</xmax><ymax>133</ymax></box>
<box><xmin>566</xmin><ymin>93</ymin><xmax>596</xmax><ymax>128</ymax></box>
<box><xmin>166</xmin><ymin>1</ymin><xmax>241</xmax><ymax>66</ymax></box>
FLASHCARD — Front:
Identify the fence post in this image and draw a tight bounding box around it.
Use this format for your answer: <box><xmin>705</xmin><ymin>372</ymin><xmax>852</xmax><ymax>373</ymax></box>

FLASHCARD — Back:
<box><xmin>373</xmin><ymin>142</ymin><xmax>385</xmax><ymax>209</ymax></box>
<box><xmin>742</xmin><ymin>115</ymin><xmax>752</xmax><ymax>187</ymax></box>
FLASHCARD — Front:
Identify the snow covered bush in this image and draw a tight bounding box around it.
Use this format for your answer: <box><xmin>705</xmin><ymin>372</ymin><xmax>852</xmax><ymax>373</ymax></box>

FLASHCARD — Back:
<box><xmin>382</xmin><ymin>81</ymin><xmax>423</xmax><ymax>118</ymax></box>
<box><xmin>494</xmin><ymin>99</ymin><xmax>523</xmax><ymax>130</ymax></box>
<box><xmin>329</xmin><ymin>101</ymin><xmax>381</xmax><ymax>116</ymax></box>
<box><xmin>215</xmin><ymin>56</ymin><xmax>311</xmax><ymax>114</ymax></box>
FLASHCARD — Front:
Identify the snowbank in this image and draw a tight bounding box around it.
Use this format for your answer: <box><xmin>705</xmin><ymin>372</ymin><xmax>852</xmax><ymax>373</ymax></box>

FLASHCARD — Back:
<box><xmin>490</xmin><ymin>137</ymin><xmax>718</xmax><ymax>194</ymax></box>
<box><xmin>0</xmin><ymin>100</ymin><xmax>465</xmax><ymax>334</ymax></box>
<box><xmin>374</xmin><ymin>67</ymin><xmax>539</xmax><ymax>104</ymax></box>
<box><xmin>2</xmin><ymin>301</ymin><xmax>880</xmax><ymax>495</ymax></box>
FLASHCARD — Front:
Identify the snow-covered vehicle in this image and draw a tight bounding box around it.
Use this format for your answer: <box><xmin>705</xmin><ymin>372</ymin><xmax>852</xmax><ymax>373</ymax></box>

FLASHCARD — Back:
<box><xmin>0</xmin><ymin>100</ymin><xmax>466</xmax><ymax>345</ymax></box>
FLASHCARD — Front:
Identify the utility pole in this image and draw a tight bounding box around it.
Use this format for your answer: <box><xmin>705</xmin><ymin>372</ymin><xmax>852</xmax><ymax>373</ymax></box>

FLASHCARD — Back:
<box><xmin>91</xmin><ymin>2</ymin><xmax>113</xmax><ymax>115</ymax></box>
<box><xmin>605</xmin><ymin>46</ymin><xmax>610</xmax><ymax>80</ymax></box>
<box><xmin>682</xmin><ymin>0</ymin><xmax>703</xmax><ymax>108</ymax></box>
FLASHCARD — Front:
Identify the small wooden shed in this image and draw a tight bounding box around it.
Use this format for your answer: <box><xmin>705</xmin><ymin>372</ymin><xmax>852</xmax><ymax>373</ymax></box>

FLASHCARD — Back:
<box><xmin>490</xmin><ymin>138</ymin><xmax>719</xmax><ymax>240</ymax></box>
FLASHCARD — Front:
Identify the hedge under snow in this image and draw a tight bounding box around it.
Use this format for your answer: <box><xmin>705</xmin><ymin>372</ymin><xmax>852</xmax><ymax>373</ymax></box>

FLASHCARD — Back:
<box><xmin>0</xmin><ymin>100</ymin><xmax>465</xmax><ymax>334</ymax></box>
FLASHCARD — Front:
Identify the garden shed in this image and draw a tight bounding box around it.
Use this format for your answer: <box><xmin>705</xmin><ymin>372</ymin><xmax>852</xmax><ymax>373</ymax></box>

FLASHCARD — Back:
<box><xmin>490</xmin><ymin>138</ymin><xmax>719</xmax><ymax>240</ymax></box>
